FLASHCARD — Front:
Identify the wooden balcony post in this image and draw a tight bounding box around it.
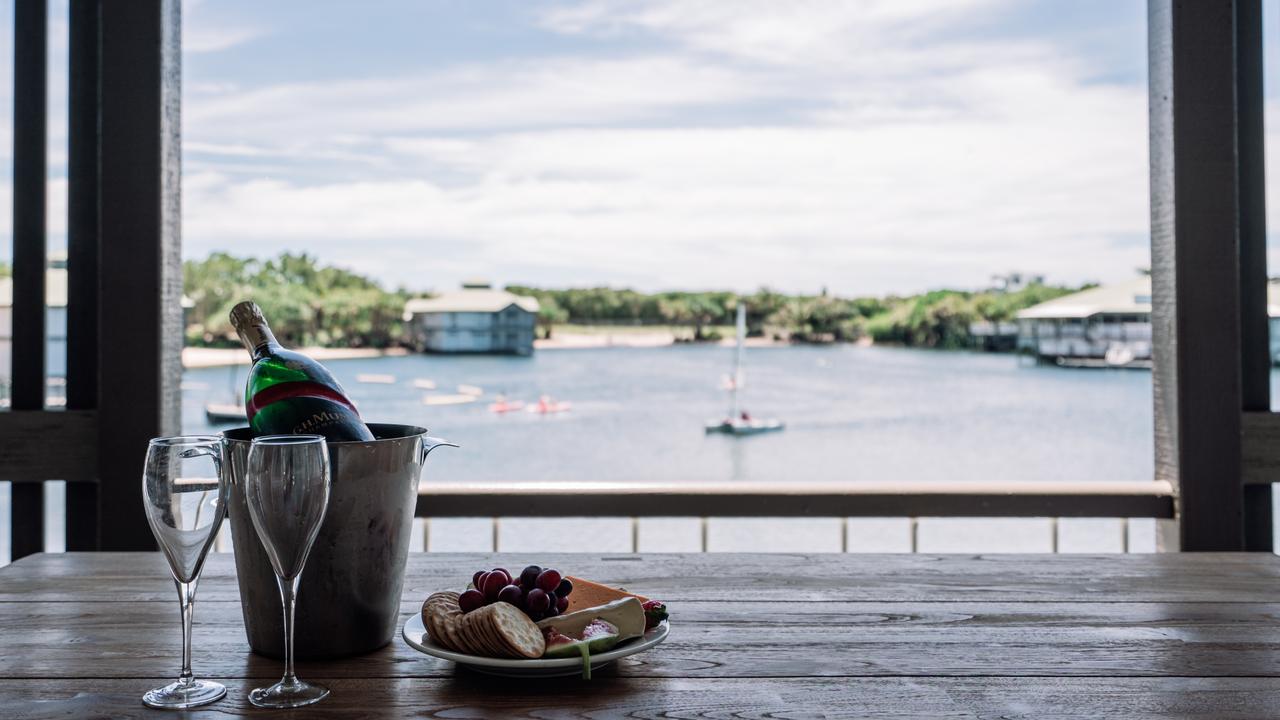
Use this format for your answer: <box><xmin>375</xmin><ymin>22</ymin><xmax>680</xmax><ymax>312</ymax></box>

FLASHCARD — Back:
<box><xmin>65</xmin><ymin>0</ymin><xmax>102</xmax><ymax>552</ymax></box>
<box><xmin>1236</xmin><ymin>0</ymin><xmax>1271</xmax><ymax>552</ymax></box>
<box><xmin>96</xmin><ymin>0</ymin><xmax>183</xmax><ymax>550</ymax></box>
<box><xmin>1148</xmin><ymin>0</ymin><xmax>1251</xmax><ymax>550</ymax></box>
<box><xmin>10</xmin><ymin>0</ymin><xmax>48</xmax><ymax>560</ymax></box>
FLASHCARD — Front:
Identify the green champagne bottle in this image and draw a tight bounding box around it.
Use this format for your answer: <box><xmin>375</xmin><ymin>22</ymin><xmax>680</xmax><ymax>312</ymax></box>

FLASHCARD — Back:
<box><xmin>229</xmin><ymin>301</ymin><xmax>376</xmax><ymax>442</ymax></box>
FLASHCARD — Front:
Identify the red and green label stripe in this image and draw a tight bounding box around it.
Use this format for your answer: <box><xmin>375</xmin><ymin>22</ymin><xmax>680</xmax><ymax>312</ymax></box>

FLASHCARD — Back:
<box><xmin>246</xmin><ymin>380</ymin><xmax>361</xmax><ymax>423</ymax></box>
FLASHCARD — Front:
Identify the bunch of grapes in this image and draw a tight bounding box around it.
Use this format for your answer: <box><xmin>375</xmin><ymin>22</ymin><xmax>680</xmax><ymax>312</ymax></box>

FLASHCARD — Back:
<box><xmin>458</xmin><ymin>565</ymin><xmax>573</xmax><ymax>621</ymax></box>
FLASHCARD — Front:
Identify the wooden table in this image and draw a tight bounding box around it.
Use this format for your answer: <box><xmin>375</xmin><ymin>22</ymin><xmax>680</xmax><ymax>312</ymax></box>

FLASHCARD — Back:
<box><xmin>2</xmin><ymin>552</ymin><xmax>1280</xmax><ymax>718</ymax></box>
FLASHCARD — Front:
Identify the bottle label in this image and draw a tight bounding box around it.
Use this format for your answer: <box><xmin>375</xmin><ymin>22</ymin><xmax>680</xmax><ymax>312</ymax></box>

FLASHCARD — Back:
<box><xmin>246</xmin><ymin>380</ymin><xmax>362</xmax><ymax>424</ymax></box>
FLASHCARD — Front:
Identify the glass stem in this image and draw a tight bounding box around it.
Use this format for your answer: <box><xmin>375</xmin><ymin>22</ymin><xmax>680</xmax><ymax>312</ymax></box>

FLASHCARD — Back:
<box><xmin>277</xmin><ymin>574</ymin><xmax>301</xmax><ymax>684</ymax></box>
<box><xmin>176</xmin><ymin>578</ymin><xmax>197</xmax><ymax>685</ymax></box>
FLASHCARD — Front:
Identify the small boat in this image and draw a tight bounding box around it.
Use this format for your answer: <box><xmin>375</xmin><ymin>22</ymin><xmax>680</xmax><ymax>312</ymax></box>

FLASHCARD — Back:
<box><xmin>705</xmin><ymin>417</ymin><xmax>786</xmax><ymax>436</ymax></box>
<box><xmin>423</xmin><ymin>394</ymin><xmax>478</xmax><ymax>406</ymax></box>
<box><xmin>412</xmin><ymin>378</ymin><xmax>437</xmax><ymax>390</ymax></box>
<box><xmin>356</xmin><ymin>373</ymin><xmax>396</xmax><ymax>384</ymax></box>
<box><xmin>527</xmin><ymin>395</ymin><xmax>571</xmax><ymax>414</ymax></box>
<box><xmin>205</xmin><ymin>401</ymin><xmax>246</xmax><ymax>424</ymax></box>
<box><xmin>705</xmin><ymin>303</ymin><xmax>783</xmax><ymax>436</ymax></box>
<box><xmin>457</xmin><ymin>384</ymin><xmax>484</xmax><ymax>397</ymax></box>
<box><xmin>489</xmin><ymin>396</ymin><xmax>526</xmax><ymax>414</ymax></box>
<box><xmin>205</xmin><ymin>366</ymin><xmax>246</xmax><ymax>424</ymax></box>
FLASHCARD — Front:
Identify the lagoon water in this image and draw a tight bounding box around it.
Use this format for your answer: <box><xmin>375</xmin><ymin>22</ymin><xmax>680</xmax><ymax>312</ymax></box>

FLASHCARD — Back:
<box><xmin>0</xmin><ymin>344</ymin><xmax>1176</xmax><ymax>565</ymax></box>
<box><xmin>184</xmin><ymin>344</ymin><xmax>1156</xmax><ymax>485</ymax></box>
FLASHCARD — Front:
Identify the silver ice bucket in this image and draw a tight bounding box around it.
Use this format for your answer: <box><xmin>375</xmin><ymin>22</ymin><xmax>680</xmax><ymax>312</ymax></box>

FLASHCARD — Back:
<box><xmin>222</xmin><ymin>424</ymin><xmax>455</xmax><ymax>659</ymax></box>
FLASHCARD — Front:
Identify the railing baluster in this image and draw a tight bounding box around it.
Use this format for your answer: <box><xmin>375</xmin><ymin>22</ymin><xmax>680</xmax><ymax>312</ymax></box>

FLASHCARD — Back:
<box><xmin>1051</xmin><ymin>517</ymin><xmax>1060</xmax><ymax>554</ymax></box>
<box><xmin>910</xmin><ymin>518</ymin><xmax>919</xmax><ymax>553</ymax></box>
<box><xmin>700</xmin><ymin>517</ymin><xmax>708</xmax><ymax>552</ymax></box>
<box><xmin>491</xmin><ymin>517</ymin><xmax>500</xmax><ymax>552</ymax></box>
<box><xmin>630</xmin><ymin>516</ymin><xmax>639</xmax><ymax>553</ymax></box>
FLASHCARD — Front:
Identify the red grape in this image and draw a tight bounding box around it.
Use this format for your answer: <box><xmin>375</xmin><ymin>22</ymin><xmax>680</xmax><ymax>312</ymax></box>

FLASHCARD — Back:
<box><xmin>536</xmin><ymin>569</ymin><xmax>562</xmax><ymax>593</ymax></box>
<box><xmin>556</xmin><ymin>578</ymin><xmax>573</xmax><ymax>597</ymax></box>
<box><xmin>475</xmin><ymin>571</ymin><xmax>491</xmax><ymax>593</ymax></box>
<box><xmin>556</xmin><ymin>594</ymin><xmax>569</xmax><ymax>612</ymax></box>
<box><xmin>526</xmin><ymin>588</ymin><xmax>549</xmax><ymax>613</ymax></box>
<box><xmin>497</xmin><ymin>584</ymin><xmax>523</xmax><ymax>606</ymax></box>
<box><xmin>471</xmin><ymin>571</ymin><xmax>484</xmax><ymax>588</ymax></box>
<box><xmin>491</xmin><ymin>568</ymin><xmax>512</xmax><ymax>586</ymax></box>
<box><xmin>458</xmin><ymin>589</ymin><xmax>485</xmax><ymax>613</ymax></box>
<box><xmin>519</xmin><ymin>565</ymin><xmax>542</xmax><ymax>589</ymax></box>
<box><xmin>483</xmin><ymin>572</ymin><xmax>508</xmax><ymax>601</ymax></box>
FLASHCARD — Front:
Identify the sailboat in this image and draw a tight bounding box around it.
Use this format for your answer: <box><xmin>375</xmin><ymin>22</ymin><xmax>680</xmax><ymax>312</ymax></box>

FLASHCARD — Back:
<box><xmin>705</xmin><ymin>303</ymin><xmax>784</xmax><ymax>436</ymax></box>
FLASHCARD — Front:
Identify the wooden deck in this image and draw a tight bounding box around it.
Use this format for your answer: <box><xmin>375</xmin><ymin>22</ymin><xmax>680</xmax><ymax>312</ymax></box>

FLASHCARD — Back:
<box><xmin>2</xmin><ymin>552</ymin><xmax>1280</xmax><ymax>717</ymax></box>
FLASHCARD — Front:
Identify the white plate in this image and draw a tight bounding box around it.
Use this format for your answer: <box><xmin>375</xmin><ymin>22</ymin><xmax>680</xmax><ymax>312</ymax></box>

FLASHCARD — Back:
<box><xmin>402</xmin><ymin>613</ymin><xmax>670</xmax><ymax>678</ymax></box>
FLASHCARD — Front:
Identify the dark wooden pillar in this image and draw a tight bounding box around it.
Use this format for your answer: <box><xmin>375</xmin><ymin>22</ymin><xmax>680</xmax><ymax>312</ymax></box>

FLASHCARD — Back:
<box><xmin>65</xmin><ymin>0</ymin><xmax>102</xmax><ymax>552</ymax></box>
<box><xmin>1148</xmin><ymin>0</ymin><xmax>1247</xmax><ymax>550</ymax></box>
<box><xmin>96</xmin><ymin>0</ymin><xmax>183</xmax><ymax>551</ymax></box>
<box><xmin>1235</xmin><ymin>0</ymin><xmax>1272</xmax><ymax>552</ymax></box>
<box><xmin>10</xmin><ymin>0</ymin><xmax>48</xmax><ymax>560</ymax></box>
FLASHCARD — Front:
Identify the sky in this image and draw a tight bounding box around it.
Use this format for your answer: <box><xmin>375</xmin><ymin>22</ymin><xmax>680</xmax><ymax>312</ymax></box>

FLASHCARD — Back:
<box><xmin>9</xmin><ymin>0</ymin><xmax>1280</xmax><ymax>296</ymax></box>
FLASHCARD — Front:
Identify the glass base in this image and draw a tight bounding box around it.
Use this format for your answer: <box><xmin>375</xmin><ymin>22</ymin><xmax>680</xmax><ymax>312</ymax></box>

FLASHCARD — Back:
<box><xmin>249</xmin><ymin>677</ymin><xmax>330</xmax><ymax>709</ymax></box>
<box><xmin>142</xmin><ymin>678</ymin><xmax>226</xmax><ymax>709</ymax></box>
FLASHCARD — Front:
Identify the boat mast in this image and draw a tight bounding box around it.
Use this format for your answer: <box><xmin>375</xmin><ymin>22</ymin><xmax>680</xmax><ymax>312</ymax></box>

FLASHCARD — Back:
<box><xmin>730</xmin><ymin>302</ymin><xmax>745</xmax><ymax>419</ymax></box>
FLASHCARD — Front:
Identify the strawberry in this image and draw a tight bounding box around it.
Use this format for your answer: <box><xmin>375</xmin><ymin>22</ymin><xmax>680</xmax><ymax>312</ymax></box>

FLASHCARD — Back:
<box><xmin>641</xmin><ymin>599</ymin><xmax>668</xmax><ymax>629</ymax></box>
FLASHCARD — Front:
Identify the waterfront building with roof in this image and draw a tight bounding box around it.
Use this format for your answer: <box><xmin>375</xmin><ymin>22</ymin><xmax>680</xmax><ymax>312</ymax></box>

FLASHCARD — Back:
<box><xmin>1016</xmin><ymin>276</ymin><xmax>1280</xmax><ymax>366</ymax></box>
<box><xmin>403</xmin><ymin>282</ymin><xmax>539</xmax><ymax>355</ymax></box>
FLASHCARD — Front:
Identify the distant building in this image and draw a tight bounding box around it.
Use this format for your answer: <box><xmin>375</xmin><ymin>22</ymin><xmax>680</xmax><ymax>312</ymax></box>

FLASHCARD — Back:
<box><xmin>403</xmin><ymin>282</ymin><xmax>539</xmax><ymax>355</ymax></box>
<box><xmin>1016</xmin><ymin>276</ymin><xmax>1280</xmax><ymax>366</ymax></box>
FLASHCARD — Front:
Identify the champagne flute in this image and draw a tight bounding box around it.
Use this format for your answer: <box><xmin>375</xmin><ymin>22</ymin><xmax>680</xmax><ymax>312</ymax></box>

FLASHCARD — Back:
<box><xmin>244</xmin><ymin>434</ymin><xmax>331</xmax><ymax>709</ymax></box>
<box><xmin>141</xmin><ymin>435</ymin><xmax>228</xmax><ymax>709</ymax></box>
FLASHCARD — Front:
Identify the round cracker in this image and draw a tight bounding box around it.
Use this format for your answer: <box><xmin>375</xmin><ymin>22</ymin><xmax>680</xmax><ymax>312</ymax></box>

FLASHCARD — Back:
<box><xmin>489</xmin><ymin>601</ymin><xmax>545</xmax><ymax>658</ymax></box>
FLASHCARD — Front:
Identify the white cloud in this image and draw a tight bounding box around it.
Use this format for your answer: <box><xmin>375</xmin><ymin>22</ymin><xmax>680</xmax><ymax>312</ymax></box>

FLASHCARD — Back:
<box><xmin>180</xmin><ymin>0</ymin><xmax>1153</xmax><ymax>294</ymax></box>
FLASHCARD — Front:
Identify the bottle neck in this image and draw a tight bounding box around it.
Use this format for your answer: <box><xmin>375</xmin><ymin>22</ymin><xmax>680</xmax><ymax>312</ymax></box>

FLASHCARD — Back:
<box><xmin>238</xmin><ymin>323</ymin><xmax>281</xmax><ymax>361</ymax></box>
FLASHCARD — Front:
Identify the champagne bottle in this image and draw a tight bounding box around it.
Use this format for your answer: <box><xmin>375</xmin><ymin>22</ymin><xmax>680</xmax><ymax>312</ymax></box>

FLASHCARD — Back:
<box><xmin>229</xmin><ymin>301</ymin><xmax>376</xmax><ymax>442</ymax></box>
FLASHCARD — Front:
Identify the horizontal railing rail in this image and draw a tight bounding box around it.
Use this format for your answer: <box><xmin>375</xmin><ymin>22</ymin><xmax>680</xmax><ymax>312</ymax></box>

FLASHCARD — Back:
<box><xmin>415</xmin><ymin>480</ymin><xmax>1175</xmax><ymax>518</ymax></box>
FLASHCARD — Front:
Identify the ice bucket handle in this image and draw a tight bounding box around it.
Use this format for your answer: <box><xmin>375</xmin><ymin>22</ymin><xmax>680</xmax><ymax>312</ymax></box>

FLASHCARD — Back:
<box><xmin>421</xmin><ymin>436</ymin><xmax>459</xmax><ymax>463</ymax></box>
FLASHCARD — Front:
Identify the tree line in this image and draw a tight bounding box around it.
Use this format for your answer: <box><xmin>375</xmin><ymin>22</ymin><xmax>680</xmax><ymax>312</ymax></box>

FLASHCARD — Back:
<box><xmin>184</xmin><ymin>252</ymin><xmax>1084</xmax><ymax>349</ymax></box>
<box><xmin>184</xmin><ymin>252</ymin><xmax>411</xmax><ymax>348</ymax></box>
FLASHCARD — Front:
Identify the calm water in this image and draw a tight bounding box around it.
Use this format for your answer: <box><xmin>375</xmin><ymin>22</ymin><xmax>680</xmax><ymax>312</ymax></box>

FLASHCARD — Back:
<box><xmin>182</xmin><ymin>345</ymin><xmax>1156</xmax><ymax>485</ymax></box>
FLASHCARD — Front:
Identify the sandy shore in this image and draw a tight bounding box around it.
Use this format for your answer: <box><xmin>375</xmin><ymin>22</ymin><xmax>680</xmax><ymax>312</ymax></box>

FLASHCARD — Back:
<box><xmin>183</xmin><ymin>346</ymin><xmax>409</xmax><ymax>369</ymax></box>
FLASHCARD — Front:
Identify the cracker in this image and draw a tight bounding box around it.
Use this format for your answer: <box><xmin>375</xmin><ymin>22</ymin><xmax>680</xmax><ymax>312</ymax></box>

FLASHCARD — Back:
<box><xmin>423</xmin><ymin>592</ymin><xmax>462</xmax><ymax>651</ymax></box>
<box><xmin>489</xmin><ymin>601</ymin><xmax>546</xmax><ymax>659</ymax></box>
<box><xmin>442</xmin><ymin>612</ymin><xmax>467</xmax><ymax>653</ymax></box>
<box><xmin>472</xmin><ymin>606</ymin><xmax>510</xmax><ymax>657</ymax></box>
<box><xmin>460</xmin><ymin>609</ymin><xmax>496</xmax><ymax>656</ymax></box>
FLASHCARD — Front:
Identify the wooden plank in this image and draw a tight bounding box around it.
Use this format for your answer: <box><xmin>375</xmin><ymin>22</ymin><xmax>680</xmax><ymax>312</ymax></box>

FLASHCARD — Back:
<box><xmin>1148</xmin><ymin>0</ymin><xmax>1245</xmax><ymax>550</ymax></box>
<box><xmin>417</xmin><ymin>480</ymin><xmax>1176</xmax><ymax>518</ymax></box>
<box><xmin>2</xmin><ymin>599</ymin><xmax>1280</xmax><ymax>680</ymax></box>
<box><xmin>10</xmin><ymin>0</ymin><xmax>49</xmax><ymax>563</ymax></box>
<box><xmin>96</xmin><ymin>0</ymin><xmax>183</xmax><ymax>550</ymax></box>
<box><xmin>65</xmin><ymin>0</ymin><xmax>102</xmax><ymax>551</ymax></box>
<box><xmin>3</xmin><ymin>677</ymin><xmax>1279</xmax><ymax>719</ymax></box>
<box><xmin>0</xmin><ymin>411</ymin><xmax>96</xmax><ymax>483</ymax></box>
<box><xmin>4</xmin><ymin>553</ymin><xmax>1279</xmax><ymax>604</ymax></box>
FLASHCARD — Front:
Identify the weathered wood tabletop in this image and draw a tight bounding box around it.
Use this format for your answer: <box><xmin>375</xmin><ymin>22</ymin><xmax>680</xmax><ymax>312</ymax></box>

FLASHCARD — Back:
<box><xmin>2</xmin><ymin>552</ymin><xmax>1279</xmax><ymax>718</ymax></box>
